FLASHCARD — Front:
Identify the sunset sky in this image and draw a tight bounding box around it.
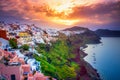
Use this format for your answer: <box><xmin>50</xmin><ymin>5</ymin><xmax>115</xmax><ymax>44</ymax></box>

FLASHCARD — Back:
<box><xmin>0</xmin><ymin>0</ymin><xmax>120</xmax><ymax>30</ymax></box>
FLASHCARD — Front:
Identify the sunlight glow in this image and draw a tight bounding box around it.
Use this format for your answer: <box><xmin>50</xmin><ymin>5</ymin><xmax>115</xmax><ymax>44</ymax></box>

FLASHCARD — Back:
<box><xmin>54</xmin><ymin>2</ymin><xmax>74</xmax><ymax>16</ymax></box>
<box><xmin>52</xmin><ymin>18</ymin><xmax>79</xmax><ymax>25</ymax></box>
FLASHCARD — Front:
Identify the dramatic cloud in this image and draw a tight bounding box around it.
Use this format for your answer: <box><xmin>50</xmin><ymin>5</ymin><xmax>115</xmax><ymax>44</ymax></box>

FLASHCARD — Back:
<box><xmin>68</xmin><ymin>1</ymin><xmax>120</xmax><ymax>29</ymax></box>
<box><xmin>0</xmin><ymin>0</ymin><xmax>120</xmax><ymax>29</ymax></box>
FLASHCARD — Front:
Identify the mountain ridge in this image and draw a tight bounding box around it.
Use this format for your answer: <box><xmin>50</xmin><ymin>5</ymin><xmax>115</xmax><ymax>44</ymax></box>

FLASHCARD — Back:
<box><xmin>95</xmin><ymin>29</ymin><xmax>120</xmax><ymax>37</ymax></box>
<box><xmin>62</xmin><ymin>26</ymin><xmax>89</xmax><ymax>31</ymax></box>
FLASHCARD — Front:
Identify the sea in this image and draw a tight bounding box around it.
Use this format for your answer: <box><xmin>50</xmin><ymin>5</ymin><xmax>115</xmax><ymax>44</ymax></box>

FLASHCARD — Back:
<box><xmin>83</xmin><ymin>37</ymin><xmax>120</xmax><ymax>80</ymax></box>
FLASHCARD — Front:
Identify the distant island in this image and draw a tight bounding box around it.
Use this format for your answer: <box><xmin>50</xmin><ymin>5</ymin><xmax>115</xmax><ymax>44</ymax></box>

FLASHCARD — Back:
<box><xmin>95</xmin><ymin>29</ymin><xmax>120</xmax><ymax>37</ymax></box>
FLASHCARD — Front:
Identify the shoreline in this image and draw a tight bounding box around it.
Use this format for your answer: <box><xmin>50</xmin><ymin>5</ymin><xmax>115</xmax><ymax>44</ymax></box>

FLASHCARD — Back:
<box><xmin>74</xmin><ymin>44</ymin><xmax>101</xmax><ymax>80</ymax></box>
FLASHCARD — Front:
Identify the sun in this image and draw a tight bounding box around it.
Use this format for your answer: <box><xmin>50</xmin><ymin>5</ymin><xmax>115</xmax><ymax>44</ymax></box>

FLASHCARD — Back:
<box><xmin>47</xmin><ymin>1</ymin><xmax>79</xmax><ymax>25</ymax></box>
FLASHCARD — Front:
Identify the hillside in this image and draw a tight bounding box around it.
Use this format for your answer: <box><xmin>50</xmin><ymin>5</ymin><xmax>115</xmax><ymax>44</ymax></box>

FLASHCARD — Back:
<box><xmin>62</xmin><ymin>26</ymin><xmax>101</xmax><ymax>44</ymax></box>
<box><xmin>60</xmin><ymin>26</ymin><xmax>101</xmax><ymax>79</ymax></box>
<box><xmin>63</xmin><ymin>26</ymin><xmax>89</xmax><ymax>31</ymax></box>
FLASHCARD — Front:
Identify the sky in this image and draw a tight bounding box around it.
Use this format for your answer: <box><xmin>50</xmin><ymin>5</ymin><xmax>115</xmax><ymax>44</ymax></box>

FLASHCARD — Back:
<box><xmin>0</xmin><ymin>0</ymin><xmax>120</xmax><ymax>30</ymax></box>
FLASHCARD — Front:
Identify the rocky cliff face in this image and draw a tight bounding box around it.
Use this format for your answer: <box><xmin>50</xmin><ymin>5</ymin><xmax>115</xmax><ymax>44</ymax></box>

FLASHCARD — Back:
<box><xmin>62</xmin><ymin>26</ymin><xmax>101</xmax><ymax>44</ymax></box>
<box><xmin>62</xmin><ymin>26</ymin><xmax>101</xmax><ymax>80</ymax></box>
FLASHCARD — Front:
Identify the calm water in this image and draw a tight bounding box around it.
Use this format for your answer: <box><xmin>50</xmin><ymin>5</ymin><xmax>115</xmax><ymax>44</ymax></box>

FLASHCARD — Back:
<box><xmin>84</xmin><ymin>37</ymin><xmax>120</xmax><ymax>80</ymax></box>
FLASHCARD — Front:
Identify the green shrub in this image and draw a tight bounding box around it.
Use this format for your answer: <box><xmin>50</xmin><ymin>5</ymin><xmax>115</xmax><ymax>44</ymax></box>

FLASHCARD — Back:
<box><xmin>20</xmin><ymin>44</ymin><xmax>29</xmax><ymax>51</ymax></box>
<box><xmin>9</xmin><ymin>38</ymin><xmax>18</xmax><ymax>49</ymax></box>
<box><xmin>34</xmin><ymin>39</ymin><xmax>79</xmax><ymax>79</ymax></box>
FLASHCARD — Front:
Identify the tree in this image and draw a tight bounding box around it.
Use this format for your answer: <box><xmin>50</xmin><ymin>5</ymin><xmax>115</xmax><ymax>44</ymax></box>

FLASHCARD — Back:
<box><xmin>20</xmin><ymin>44</ymin><xmax>29</xmax><ymax>51</ymax></box>
<box><xmin>9</xmin><ymin>38</ymin><xmax>18</xmax><ymax>49</ymax></box>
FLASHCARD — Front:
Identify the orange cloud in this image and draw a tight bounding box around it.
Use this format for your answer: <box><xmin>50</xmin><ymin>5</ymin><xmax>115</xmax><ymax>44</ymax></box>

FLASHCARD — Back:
<box><xmin>0</xmin><ymin>0</ymin><xmax>119</xmax><ymax>29</ymax></box>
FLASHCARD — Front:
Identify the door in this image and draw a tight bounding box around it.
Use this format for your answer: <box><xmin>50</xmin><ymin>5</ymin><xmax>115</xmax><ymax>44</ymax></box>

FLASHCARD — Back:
<box><xmin>11</xmin><ymin>74</ymin><xmax>16</xmax><ymax>80</ymax></box>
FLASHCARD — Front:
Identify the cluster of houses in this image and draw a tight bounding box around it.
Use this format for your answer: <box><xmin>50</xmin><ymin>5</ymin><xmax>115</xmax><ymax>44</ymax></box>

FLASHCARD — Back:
<box><xmin>0</xmin><ymin>22</ymin><xmax>86</xmax><ymax>80</ymax></box>
<box><xmin>0</xmin><ymin>49</ymin><xmax>50</xmax><ymax>80</ymax></box>
<box><xmin>0</xmin><ymin>22</ymin><xmax>59</xmax><ymax>46</ymax></box>
<box><xmin>0</xmin><ymin>22</ymin><xmax>58</xmax><ymax>80</ymax></box>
